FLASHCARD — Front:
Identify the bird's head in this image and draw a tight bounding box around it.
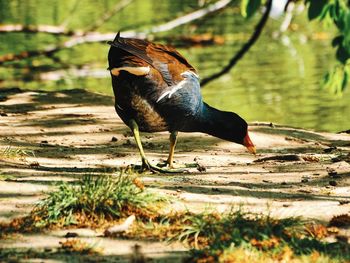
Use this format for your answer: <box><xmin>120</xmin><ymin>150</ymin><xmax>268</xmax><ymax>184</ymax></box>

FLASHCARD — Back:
<box><xmin>232</xmin><ymin>114</ymin><xmax>256</xmax><ymax>155</ymax></box>
<box><xmin>215</xmin><ymin>111</ymin><xmax>256</xmax><ymax>155</ymax></box>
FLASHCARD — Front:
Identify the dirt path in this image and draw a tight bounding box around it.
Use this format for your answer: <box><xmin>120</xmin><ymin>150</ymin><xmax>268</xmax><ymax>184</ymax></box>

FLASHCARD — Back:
<box><xmin>0</xmin><ymin>88</ymin><xmax>349</xmax><ymax>261</ymax></box>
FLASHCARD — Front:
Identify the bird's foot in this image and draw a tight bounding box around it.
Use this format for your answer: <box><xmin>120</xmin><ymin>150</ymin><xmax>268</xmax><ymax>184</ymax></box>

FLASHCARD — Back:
<box><xmin>157</xmin><ymin>160</ymin><xmax>178</xmax><ymax>168</ymax></box>
<box><xmin>157</xmin><ymin>160</ymin><xmax>171</xmax><ymax>168</ymax></box>
<box><xmin>140</xmin><ymin>159</ymin><xmax>185</xmax><ymax>174</ymax></box>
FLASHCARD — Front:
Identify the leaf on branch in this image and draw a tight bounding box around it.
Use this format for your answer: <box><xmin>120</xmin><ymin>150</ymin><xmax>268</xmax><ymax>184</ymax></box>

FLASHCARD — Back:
<box><xmin>332</xmin><ymin>35</ymin><xmax>343</xmax><ymax>47</ymax></box>
<box><xmin>319</xmin><ymin>3</ymin><xmax>332</xmax><ymax>20</ymax></box>
<box><xmin>328</xmin><ymin>1</ymin><xmax>348</xmax><ymax>30</ymax></box>
<box><xmin>308</xmin><ymin>0</ymin><xmax>350</xmax><ymax>93</ymax></box>
<box><xmin>323</xmin><ymin>61</ymin><xmax>350</xmax><ymax>94</ymax></box>
<box><xmin>332</xmin><ymin>34</ymin><xmax>350</xmax><ymax>64</ymax></box>
<box><xmin>343</xmin><ymin>12</ymin><xmax>350</xmax><ymax>49</ymax></box>
<box><xmin>336</xmin><ymin>44</ymin><xmax>350</xmax><ymax>63</ymax></box>
<box><xmin>306</xmin><ymin>0</ymin><xmax>328</xmax><ymax>20</ymax></box>
<box><xmin>241</xmin><ymin>0</ymin><xmax>261</xmax><ymax>18</ymax></box>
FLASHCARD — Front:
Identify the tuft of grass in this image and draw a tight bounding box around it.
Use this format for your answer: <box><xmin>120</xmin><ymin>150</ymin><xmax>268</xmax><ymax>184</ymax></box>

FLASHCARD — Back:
<box><xmin>215</xmin><ymin>245</ymin><xmax>342</xmax><ymax>263</ymax></box>
<box><xmin>0</xmin><ymin>173</ymin><xmax>15</xmax><ymax>181</ymax></box>
<box><xmin>99</xmin><ymin>207</ymin><xmax>349</xmax><ymax>262</ymax></box>
<box><xmin>172</xmin><ymin>209</ymin><xmax>304</xmax><ymax>249</ymax></box>
<box><xmin>31</xmin><ymin>173</ymin><xmax>167</xmax><ymax>228</ymax></box>
<box><xmin>0</xmin><ymin>173</ymin><xmax>168</xmax><ymax>232</ymax></box>
<box><xmin>163</xmin><ymin>209</ymin><xmax>350</xmax><ymax>262</ymax></box>
<box><xmin>0</xmin><ymin>146</ymin><xmax>34</xmax><ymax>161</ymax></box>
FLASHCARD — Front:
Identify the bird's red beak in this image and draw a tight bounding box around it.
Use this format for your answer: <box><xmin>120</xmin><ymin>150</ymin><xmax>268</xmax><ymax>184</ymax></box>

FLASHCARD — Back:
<box><xmin>243</xmin><ymin>132</ymin><xmax>256</xmax><ymax>155</ymax></box>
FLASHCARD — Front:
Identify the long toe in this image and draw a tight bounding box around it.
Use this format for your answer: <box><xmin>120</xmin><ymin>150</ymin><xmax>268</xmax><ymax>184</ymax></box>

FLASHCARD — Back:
<box><xmin>141</xmin><ymin>159</ymin><xmax>154</xmax><ymax>172</ymax></box>
<box><xmin>153</xmin><ymin>165</ymin><xmax>186</xmax><ymax>173</ymax></box>
<box><xmin>156</xmin><ymin>160</ymin><xmax>171</xmax><ymax>168</ymax></box>
<box><xmin>157</xmin><ymin>161</ymin><xmax>184</xmax><ymax>170</ymax></box>
<box><xmin>141</xmin><ymin>160</ymin><xmax>185</xmax><ymax>174</ymax></box>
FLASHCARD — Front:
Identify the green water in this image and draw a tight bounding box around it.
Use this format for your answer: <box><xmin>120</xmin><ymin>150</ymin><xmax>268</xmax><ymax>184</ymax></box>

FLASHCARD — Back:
<box><xmin>0</xmin><ymin>0</ymin><xmax>349</xmax><ymax>132</ymax></box>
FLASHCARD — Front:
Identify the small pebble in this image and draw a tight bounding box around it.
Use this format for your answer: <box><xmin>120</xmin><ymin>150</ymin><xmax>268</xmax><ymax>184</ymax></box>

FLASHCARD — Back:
<box><xmin>329</xmin><ymin>180</ymin><xmax>337</xmax><ymax>186</ymax></box>
<box><xmin>327</xmin><ymin>168</ymin><xmax>338</xmax><ymax>177</ymax></box>
<box><xmin>29</xmin><ymin>162</ymin><xmax>40</xmax><ymax>167</ymax></box>
<box><xmin>146</xmin><ymin>142</ymin><xmax>155</xmax><ymax>148</ymax></box>
<box><xmin>324</xmin><ymin>146</ymin><xmax>337</xmax><ymax>153</ymax></box>
<box><xmin>197</xmin><ymin>164</ymin><xmax>206</xmax><ymax>172</ymax></box>
<box><xmin>298</xmin><ymin>189</ymin><xmax>312</xmax><ymax>193</ymax></box>
<box><xmin>65</xmin><ymin>232</ymin><xmax>78</xmax><ymax>238</ymax></box>
<box><xmin>331</xmin><ymin>157</ymin><xmax>341</xmax><ymax>163</ymax></box>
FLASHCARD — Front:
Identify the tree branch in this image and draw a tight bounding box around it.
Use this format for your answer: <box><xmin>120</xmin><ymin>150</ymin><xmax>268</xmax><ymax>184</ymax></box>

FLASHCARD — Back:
<box><xmin>143</xmin><ymin>0</ymin><xmax>231</xmax><ymax>35</ymax></box>
<box><xmin>0</xmin><ymin>24</ymin><xmax>74</xmax><ymax>36</ymax></box>
<box><xmin>200</xmin><ymin>0</ymin><xmax>273</xmax><ymax>87</ymax></box>
<box><xmin>0</xmin><ymin>0</ymin><xmax>232</xmax><ymax>65</ymax></box>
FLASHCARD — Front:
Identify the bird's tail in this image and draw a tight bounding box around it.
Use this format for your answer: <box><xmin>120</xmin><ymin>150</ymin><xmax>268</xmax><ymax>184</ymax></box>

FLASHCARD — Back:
<box><xmin>107</xmin><ymin>31</ymin><xmax>153</xmax><ymax>65</ymax></box>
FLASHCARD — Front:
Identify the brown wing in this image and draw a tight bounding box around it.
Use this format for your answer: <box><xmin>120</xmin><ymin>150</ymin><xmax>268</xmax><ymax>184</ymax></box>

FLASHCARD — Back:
<box><xmin>108</xmin><ymin>33</ymin><xmax>197</xmax><ymax>86</ymax></box>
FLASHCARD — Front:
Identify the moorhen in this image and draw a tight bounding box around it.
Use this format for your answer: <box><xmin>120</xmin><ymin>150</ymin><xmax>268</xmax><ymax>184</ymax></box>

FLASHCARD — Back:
<box><xmin>107</xmin><ymin>32</ymin><xmax>255</xmax><ymax>173</ymax></box>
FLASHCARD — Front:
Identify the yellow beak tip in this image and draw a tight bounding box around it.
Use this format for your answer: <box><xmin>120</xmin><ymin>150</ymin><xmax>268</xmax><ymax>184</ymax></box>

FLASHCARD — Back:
<box><xmin>247</xmin><ymin>146</ymin><xmax>256</xmax><ymax>155</ymax></box>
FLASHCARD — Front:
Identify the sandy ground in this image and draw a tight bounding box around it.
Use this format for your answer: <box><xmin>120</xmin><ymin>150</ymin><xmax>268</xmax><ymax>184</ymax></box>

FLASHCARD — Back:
<box><xmin>0</xmin><ymin>88</ymin><xmax>349</xmax><ymax>262</ymax></box>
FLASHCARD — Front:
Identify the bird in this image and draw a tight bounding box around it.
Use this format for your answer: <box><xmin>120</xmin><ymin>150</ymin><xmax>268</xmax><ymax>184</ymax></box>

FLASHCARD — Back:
<box><xmin>107</xmin><ymin>32</ymin><xmax>256</xmax><ymax>173</ymax></box>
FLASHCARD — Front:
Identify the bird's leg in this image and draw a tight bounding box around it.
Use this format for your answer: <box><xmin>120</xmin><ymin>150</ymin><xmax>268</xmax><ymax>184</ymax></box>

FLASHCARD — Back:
<box><xmin>158</xmin><ymin>131</ymin><xmax>178</xmax><ymax>168</ymax></box>
<box><xmin>129</xmin><ymin>120</ymin><xmax>182</xmax><ymax>173</ymax></box>
<box><xmin>166</xmin><ymin>131</ymin><xmax>178</xmax><ymax>168</ymax></box>
<box><xmin>129</xmin><ymin>119</ymin><xmax>152</xmax><ymax>171</ymax></box>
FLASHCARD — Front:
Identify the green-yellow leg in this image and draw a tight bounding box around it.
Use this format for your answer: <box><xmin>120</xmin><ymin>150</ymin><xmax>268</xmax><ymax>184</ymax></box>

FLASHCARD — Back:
<box><xmin>166</xmin><ymin>131</ymin><xmax>178</xmax><ymax>168</ymax></box>
<box><xmin>129</xmin><ymin>119</ymin><xmax>150</xmax><ymax>170</ymax></box>
<box><xmin>129</xmin><ymin>120</ymin><xmax>182</xmax><ymax>173</ymax></box>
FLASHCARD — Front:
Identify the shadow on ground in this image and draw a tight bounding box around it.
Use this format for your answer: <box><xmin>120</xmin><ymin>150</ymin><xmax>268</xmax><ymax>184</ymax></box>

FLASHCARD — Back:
<box><xmin>1</xmin><ymin>89</ymin><xmax>350</xmax><ymax>261</ymax></box>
